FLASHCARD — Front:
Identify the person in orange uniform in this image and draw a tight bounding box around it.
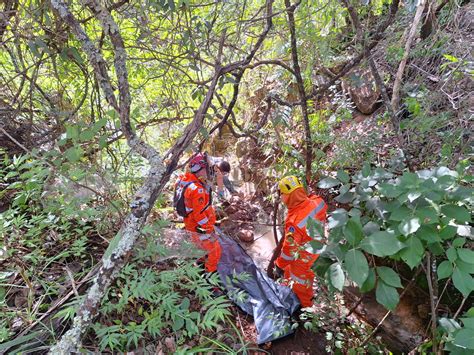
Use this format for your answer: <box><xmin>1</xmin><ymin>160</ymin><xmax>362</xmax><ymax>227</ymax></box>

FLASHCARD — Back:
<box><xmin>275</xmin><ymin>176</ymin><xmax>327</xmax><ymax>308</ymax></box>
<box><xmin>177</xmin><ymin>153</ymin><xmax>221</xmax><ymax>272</ymax></box>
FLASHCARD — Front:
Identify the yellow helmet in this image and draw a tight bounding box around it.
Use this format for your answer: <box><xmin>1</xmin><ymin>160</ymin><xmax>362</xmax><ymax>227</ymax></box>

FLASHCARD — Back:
<box><xmin>278</xmin><ymin>175</ymin><xmax>304</xmax><ymax>194</ymax></box>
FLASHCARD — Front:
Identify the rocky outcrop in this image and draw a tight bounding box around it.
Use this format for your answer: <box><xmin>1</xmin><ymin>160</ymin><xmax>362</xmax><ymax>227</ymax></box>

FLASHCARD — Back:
<box><xmin>342</xmin><ymin>67</ymin><xmax>381</xmax><ymax>114</ymax></box>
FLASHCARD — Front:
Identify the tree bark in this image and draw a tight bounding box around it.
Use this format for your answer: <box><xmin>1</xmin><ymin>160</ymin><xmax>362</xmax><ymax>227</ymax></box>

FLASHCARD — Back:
<box><xmin>284</xmin><ymin>0</ymin><xmax>312</xmax><ymax>185</ymax></box>
<box><xmin>391</xmin><ymin>0</ymin><xmax>426</xmax><ymax>112</ymax></box>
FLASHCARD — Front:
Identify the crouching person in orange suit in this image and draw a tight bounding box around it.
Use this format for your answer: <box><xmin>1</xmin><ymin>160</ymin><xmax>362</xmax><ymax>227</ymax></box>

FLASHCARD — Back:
<box><xmin>275</xmin><ymin>175</ymin><xmax>327</xmax><ymax>308</ymax></box>
<box><xmin>176</xmin><ymin>153</ymin><xmax>221</xmax><ymax>272</ymax></box>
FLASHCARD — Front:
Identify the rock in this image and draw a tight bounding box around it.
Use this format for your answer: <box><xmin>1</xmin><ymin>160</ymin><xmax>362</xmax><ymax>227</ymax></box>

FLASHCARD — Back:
<box><xmin>164</xmin><ymin>337</ymin><xmax>176</xmax><ymax>353</ymax></box>
<box><xmin>342</xmin><ymin>67</ymin><xmax>381</xmax><ymax>114</ymax></box>
<box><xmin>237</xmin><ymin>229</ymin><xmax>254</xmax><ymax>242</ymax></box>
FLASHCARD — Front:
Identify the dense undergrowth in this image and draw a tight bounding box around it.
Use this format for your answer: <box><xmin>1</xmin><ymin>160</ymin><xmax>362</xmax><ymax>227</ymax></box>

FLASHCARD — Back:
<box><xmin>1</xmin><ymin>0</ymin><xmax>473</xmax><ymax>353</ymax></box>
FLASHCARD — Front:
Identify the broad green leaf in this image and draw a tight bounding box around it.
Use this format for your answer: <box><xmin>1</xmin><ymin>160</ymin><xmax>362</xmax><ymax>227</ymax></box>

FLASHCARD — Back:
<box><xmin>307</xmin><ymin>218</ymin><xmax>324</xmax><ymax>240</ymax></box>
<box><xmin>458</xmin><ymin>249</ymin><xmax>474</xmax><ymax>264</ymax></box>
<box><xmin>66</xmin><ymin>125</ymin><xmax>80</xmax><ymax>140</ymax></box>
<box><xmin>328</xmin><ymin>263</ymin><xmax>345</xmax><ymax>291</ymax></box>
<box><xmin>398</xmin><ymin>217</ymin><xmax>421</xmax><ymax>236</ymax></box>
<box><xmin>335</xmin><ymin>191</ymin><xmax>354</xmax><ymax>203</ymax></box>
<box><xmin>343</xmin><ymin>219</ymin><xmax>364</xmax><ymax>246</ymax></box>
<box><xmin>79</xmin><ymin>129</ymin><xmax>95</xmax><ymax>142</ymax></box>
<box><xmin>437</xmin><ymin>260</ymin><xmax>453</xmax><ymax>280</ymax></box>
<box><xmin>363</xmin><ymin>221</ymin><xmax>380</xmax><ymax>235</ymax></box>
<box><xmin>400</xmin><ymin>172</ymin><xmax>419</xmax><ymax>187</ymax></box>
<box><xmin>452</xmin><ymin>268</ymin><xmax>474</xmax><ymax>297</ymax></box>
<box><xmin>447</xmin><ymin>247</ymin><xmax>458</xmax><ymax>262</ymax></box>
<box><xmin>328</xmin><ymin>209</ymin><xmax>348</xmax><ymax>229</ymax></box>
<box><xmin>452</xmin><ymin>238</ymin><xmax>466</xmax><ymax>248</ymax></box>
<box><xmin>456</xmin><ymin>260</ymin><xmax>474</xmax><ymax>274</ymax></box>
<box><xmin>344</xmin><ymin>249</ymin><xmax>369</xmax><ymax>287</ymax></box>
<box><xmin>416</xmin><ymin>225</ymin><xmax>439</xmax><ymax>243</ymax></box>
<box><xmin>390</xmin><ymin>206</ymin><xmax>412</xmax><ymax>221</ymax></box>
<box><xmin>360</xmin><ymin>268</ymin><xmax>376</xmax><ymax>293</ymax></box>
<box><xmin>460</xmin><ymin>318</ymin><xmax>474</xmax><ymax>330</ymax></box>
<box><xmin>441</xmin><ymin>204</ymin><xmax>471</xmax><ymax>223</ymax></box>
<box><xmin>362</xmin><ymin>163</ymin><xmax>371</xmax><ymax>178</ymax></box>
<box><xmin>318</xmin><ymin>177</ymin><xmax>340</xmax><ymax>189</ymax></box>
<box><xmin>64</xmin><ymin>146</ymin><xmax>84</xmax><ymax>163</ymax></box>
<box><xmin>400</xmin><ymin>236</ymin><xmax>424</xmax><ymax>269</ymax></box>
<box><xmin>453</xmin><ymin>329</ymin><xmax>474</xmax><ymax>350</ymax></box>
<box><xmin>440</xmin><ymin>225</ymin><xmax>457</xmax><ymax>240</ymax></box>
<box><xmin>376</xmin><ymin>266</ymin><xmax>402</xmax><ymax>288</ymax></box>
<box><xmin>416</xmin><ymin>207</ymin><xmax>439</xmax><ymax>224</ymax></box>
<box><xmin>337</xmin><ymin>170</ymin><xmax>350</xmax><ymax>183</ymax></box>
<box><xmin>376</xmin><ymin>281</ymin><xmax>399</xmax><ymax>311</ymax></box>
<box><xmin>181</xmin><ymin>297</ymin><xmax>190</xmax><ymax>310</ymax></box>
<box><xmin>360</xmin><ymin>231</ymin><xmax>405</xmax><ymax>257</ymax></box>
<box><xmin>378</xmin><ymin>183</ymin><xmax>403</xmax><ymax>198</ymax></box>
<box><xmin>438</xmin><ymin>317</ymin><xmax>461</xmax><ymax>333</ymax></box>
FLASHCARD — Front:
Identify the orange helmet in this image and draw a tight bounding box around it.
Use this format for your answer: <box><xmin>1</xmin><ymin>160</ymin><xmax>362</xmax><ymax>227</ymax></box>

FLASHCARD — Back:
<box><xmin>278</xmin><ymin>175</ymin><xmax>304</xmax><ymax>194</ymax></box>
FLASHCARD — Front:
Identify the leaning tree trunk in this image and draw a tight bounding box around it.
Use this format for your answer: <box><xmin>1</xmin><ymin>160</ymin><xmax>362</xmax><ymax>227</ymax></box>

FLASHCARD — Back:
<box><xmin>47</xmin><ymin>0</ymin><xmax>275</xmax><ymax>353</ymax></box>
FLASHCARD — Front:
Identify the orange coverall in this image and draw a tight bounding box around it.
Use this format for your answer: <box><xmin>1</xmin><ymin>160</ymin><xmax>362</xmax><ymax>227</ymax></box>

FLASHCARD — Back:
<box><xmin>275</xmin><ymin>195</ymin><xmax>327</xmax><ymax>307</ymax></box>
<box><xmin>178</xmin><ymin>172</ymin><xmax>221</xmax><ymax>272</ymax></box>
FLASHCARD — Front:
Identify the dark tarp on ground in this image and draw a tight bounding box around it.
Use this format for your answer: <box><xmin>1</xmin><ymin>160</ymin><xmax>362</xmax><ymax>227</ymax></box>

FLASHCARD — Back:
<box><xmin>215</xmin><ymin>228</ymin><xmax>300</xmax><ymax>344</ymax></box>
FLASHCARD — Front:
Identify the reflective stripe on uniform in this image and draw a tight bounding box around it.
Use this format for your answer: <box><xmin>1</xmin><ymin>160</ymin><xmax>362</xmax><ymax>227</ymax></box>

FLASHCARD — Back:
<box><xmin>188</xmin><ymin>183</ymin><xmax>197</xmax><ymax>190</ymax></box>
<box><xmin>297</xmin><ymin>201</ymin><xmax>326</xmax><ymax>228</ymax></box>
<box><xmin>280</xmin><ymin>251</ymin><xmax>294</xmax><ymax>261</ymax></box>
<box><xmin>199</xmin><ymin>234</ymin><xmax>211</xmax><ymax>241</ymax></box>
<box><xmin>197</xmin><ymin>217</ymin><xmax>209</xmax><ymax>225</ymax></box>
<box><xmin>185</xmin><ymin>207</ymin><xmax>193</xmax><ymax>212</ymax></box>
<box><xmin>289</xmin><ymin>272</ymin><xmax>306</xmax><ymax>285</ymax></box>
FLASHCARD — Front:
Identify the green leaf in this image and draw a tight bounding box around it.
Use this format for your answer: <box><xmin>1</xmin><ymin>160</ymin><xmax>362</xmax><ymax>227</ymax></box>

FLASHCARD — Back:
<box><xmin>360</xmin><ymin>268</ymin><xmax>376</xmax><ymax>293</ymax></box>
<box><xmin>441</xmin><ymin>204</ymin><xmax>471</xmax><ymax>223</ymax></box>
<box><xmin>337</xmin><ymin>170</ymin><xmax>350</xmax><ymax>183</ymax></box>
<box><xmin>328</xmin><ymin>209</ymin><xmax>348</xmax><ymax>229</ymax></box>
<box><xmin>378</xmin><ymin>183</ymin><xmax>403</xmax><ymax>198</ymax></box>
<box><xmin>447</xmin><ymin>247</ymin><xmax>458</xmax><ymax>263</ymax></box>
<box><xmin>458</xmin><ymin>249</ymin><xmax>474</xmax><ymax>264</ymax></box>
<box><xmin>400</xmin><ymin>236</ymin><xmax>424</xmax><ymax>269</ymax></box>
<box><xmin>66</xmin><ymin>125</ymin><xmax>80</xmax><ymax>140</ymax></box>
<box><xmin>318</xmin><ymin>177</ymin><xmax>340</xmax><ymax>188</ymax></box>
<box><xmin>343</xmin><ymin>219</ymin><xmax>364</xmax><ymax>246</ymax></box>
<box><xmin>453</xmin><ymin>329</ymin><xmax>474</xmax><ymax>350</ymax></box>
<box><xmin>307</xmin><ymin>218</ymin><xmax>324</xmax><ymax>240</ymax></box>
<box><xmin>456</xmin><ymin>260</ymin><xmax>474</xmax><ymax>274</ymax></box>
<box><xmin>398</xmin><ymin>217</ymin><xmax>421</xmax><ymax>236</ymax></box>
<box><xmin>416</xmin><ymin>207</ymin><xmax>439</xmax><ymax>225</ymax></box>
<box><xmin>172</xmin><ymin>317</ymin><xmax>184</xmax><ymax>331</ymax></box>
<box><xmin>415</xmin><ymin>224</ymin><xmax>441</xmax><ymax>244</ymax></box>
<box><xmin>376</xmin><ymin>281</ymin><xmax>399</xmax><ymax>311</ymax></box>
<box><xmin>79</xmin><ymin>129</ymin><xmax>95</xmax><ymax>142</ymax></box>
<box><xmin>344</xmin><ymin>249</ymin><xmax>369</xmax><ymax>287</ymax></box>
<box><xmin>360</xmin><ymin>231</ymin><xmax>405</xmax><ymax>257</ymax></box>
<box><xmin>328</xmin><ymin>263</ymin><xmax>345</xmax><ymax>291</ymax></box>
<box><xmin>362</xmin><ymin>163</ymin><xmax>371</xmax><ymax>178</ymax></box>
<box><xmin>390</xmin><ymin>206</ymin><xmax>412</xmax><ymax>221</ymax></box>
<box><xmin>376</xmin><ymin>266</ymin><xmax>402</xmax><ymax>288</ymax></box>
<box><xmin>64</xmin><ymin>146</ymin><xmax>84</xmax><ymax>163</ymax></box>
<box><xmin>452</xmin><ymin>238</ymin><xmax>466</xmax><ymax>248</ymax></box>
<box><xmin>438</xmin><ymin>261</ymin><xmax>453</xmax><ymax>280</ymax></box>
<box><xmin>440</xmin><ymin>225</ymin><xmax>457</xmax><ymax>240</ymax></box>
<box><xmin>438</xmin><ymin>317</ymin><xmax>461</xmax><ymax>333</ymax></box>
<box><xmin>460</xmin><ymin>318</ymin><xmax>474</xmax><ymax>330</ymax></box>
<box><xmin>452</xmin><ymin>268</ymin><xmax>474</xmax><ymax>297</ymax></box>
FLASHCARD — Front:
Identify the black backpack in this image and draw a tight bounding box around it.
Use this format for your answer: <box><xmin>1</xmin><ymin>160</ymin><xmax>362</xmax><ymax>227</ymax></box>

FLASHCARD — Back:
<box><xmin>173</xmin><ymin>180</ymin><xmax>193</xmax><ymax>217</ymax></box>
<box><xmin>173</xmin><ymin>179</ymin><xmax>213</xmax><ymax>218</ymax></box>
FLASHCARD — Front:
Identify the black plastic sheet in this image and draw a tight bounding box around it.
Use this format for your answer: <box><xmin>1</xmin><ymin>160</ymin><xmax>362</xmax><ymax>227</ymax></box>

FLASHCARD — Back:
<box><xmin>215</xmin><ymin>228</ymin><xmax>300</xmax><ymax>344</ymax></box>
